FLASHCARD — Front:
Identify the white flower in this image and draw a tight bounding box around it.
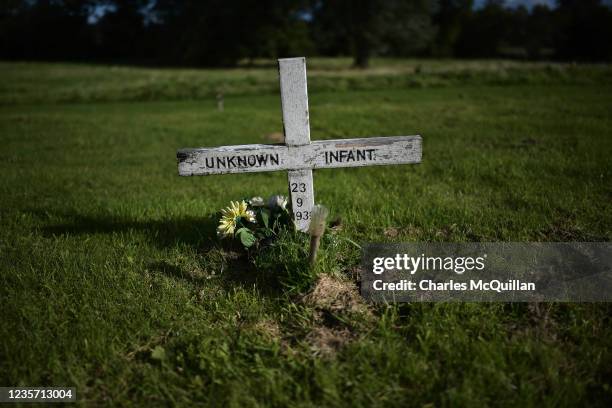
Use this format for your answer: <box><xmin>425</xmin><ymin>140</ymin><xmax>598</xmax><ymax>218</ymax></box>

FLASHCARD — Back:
<box><xmin>245</xmin><ymin>209</ymin><xmax>256</xmax><ymax>223</ymax></box>
<box><xmin>248</xmin><ymin>196</ymin><xmax>265</xmax><ymax>207</ymax></box>
<box><xmin>268</xmin><ymin>195</ymin><xmax>288</xmax><ymax>211</ymax></box>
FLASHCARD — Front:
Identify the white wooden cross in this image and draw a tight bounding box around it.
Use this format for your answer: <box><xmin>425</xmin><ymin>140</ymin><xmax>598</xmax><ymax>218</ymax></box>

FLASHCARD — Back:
<box><xmin>177</xmin><ymin>57</ymin><xmax>422</xmax><ymax>232</ymax></box>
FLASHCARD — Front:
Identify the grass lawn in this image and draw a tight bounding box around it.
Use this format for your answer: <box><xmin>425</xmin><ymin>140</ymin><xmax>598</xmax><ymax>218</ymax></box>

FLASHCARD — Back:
<box><xmin>1</xmin><ymin>59</ymin><xmax>611</xmax><ymax>406</ymax></box>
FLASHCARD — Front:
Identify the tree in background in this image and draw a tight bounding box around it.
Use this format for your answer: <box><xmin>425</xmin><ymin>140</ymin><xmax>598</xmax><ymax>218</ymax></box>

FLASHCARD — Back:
<box><xmin>151</xmin><ymin>0</ymin><xmax>244</xmax><ymax>66</ymax></box>
<box><xmin>0</xmin><ymin>0</ymin><xmax>92</xmax><ymax>61</ymax></box>
<box><xmin>555</xmin><ymin>0</ymin><xmax>612</xmax><ymax>61</ymax></box>
<box><xmin>450</xmin><ymin>0</ymin><xmax>612</xmax><ymax>60</ymax></box>
<box><xmin>524</xmin><ymin>4</ymin><xmax>556</xmax><ymax>59</ymax></box>
<box><xmin>91</xmin><ymin>0</ymin><xmax>150</xmax><ymax>62</ymax></box>
<box><xmin>151</xmin><ymin>0</ymin><xmax>313</xmax><ymax>66</ymax></box>
<box><xmin>454</xmin><ymin>0</ymin><xmax>513</xmax><ymax>57</ymax></box>
<box><xmin>312</xmin><ymin>0</ymin><xmax>436</xmax><ymax>68</ymax></box>
<box><xmin>432</xmin><ymin>0</ymin><xmax>473</xmax><ymax>57</ymax></box>
<box><xmin>2</xmin><ymin>0</ymin><xmax>612</xmax><ymax>65</ymax></box>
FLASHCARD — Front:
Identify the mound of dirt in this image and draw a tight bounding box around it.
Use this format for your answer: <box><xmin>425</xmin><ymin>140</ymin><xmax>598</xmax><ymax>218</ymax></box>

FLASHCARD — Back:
<box><xmin>305</xmin><ymin>326</ymin><xmax>353</xmax><ymax>356</ymax></box>
<box><xmin>299</xmin><ymin>275</ymin><xmax>372</xmax><ymax>356</ymax></box>
<box><xmin>300</xmin><ymin>275</ymin><xmax>368</xmax><ymax>314</ymax></box>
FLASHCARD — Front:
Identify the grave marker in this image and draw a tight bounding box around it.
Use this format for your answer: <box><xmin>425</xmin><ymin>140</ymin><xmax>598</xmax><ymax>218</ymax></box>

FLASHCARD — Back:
<box><xmin>177</xmin><ymin>57</ymin><xmax>422</xmax><ymax>232</ymax></box>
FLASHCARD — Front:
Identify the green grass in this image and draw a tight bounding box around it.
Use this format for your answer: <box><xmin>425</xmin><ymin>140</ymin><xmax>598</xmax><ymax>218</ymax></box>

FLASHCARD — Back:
<box><xmin>1</xmin><ymin>59</ymin><xmax>611</xmax><ymax>406</ymax></box>
<box><xmin>2</xmin><ymin>58</ymin><xmax>611</xmax><ymax>105</ymax></box>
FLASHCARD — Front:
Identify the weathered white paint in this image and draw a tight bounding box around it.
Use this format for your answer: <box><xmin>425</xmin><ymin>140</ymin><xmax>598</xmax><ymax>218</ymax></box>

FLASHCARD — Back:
<box><xmin>177</xmin><ymin>136</ymin><xmax>422</xmax><ymax>176</ymax></box>
<box><xmin>279</xmin><ymin>58</ymin><xmax>314</xmax><ymax>232</ymax></box>
<box><xmin>176</xmin><ymin>57</ymin><xmax>423</xmax><ymax>233</ymax></box>
<box><xmin>287</xmin><ymin>169</ymin><xmax>314</xmax><ymax>230</ymax></box>
<box><xmin>278</xmin><ymin>58</ymin><xmax>310</xmax><ymax>146</ymax></box>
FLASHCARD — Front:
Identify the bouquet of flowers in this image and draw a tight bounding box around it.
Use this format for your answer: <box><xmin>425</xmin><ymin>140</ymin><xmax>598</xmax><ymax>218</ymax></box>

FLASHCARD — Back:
<box><xmin>216</xmin><ymin>195</ymin><xmax>292</xmax><ymax>249</ymax></box>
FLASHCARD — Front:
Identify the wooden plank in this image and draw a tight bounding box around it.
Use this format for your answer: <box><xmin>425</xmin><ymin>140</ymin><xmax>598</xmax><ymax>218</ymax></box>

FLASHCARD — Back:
<box><xmin>287</xmin><ymin>169</ymin><xmax>315</xmax><ymax>232</ymax></box>
<box><xmin>306</xmin><ymin>135</ymin><xmax>422</xmax><ymax>170</ymax></box>
<box><xmin>177</xmin><ymin>135</ymin><xmax>422</xmax><ymax>176</ymax></box>
<box><xmin>278</xmin><ymin>57</ymin><xmax>310</xmax><ymax>147</ymax></box>
<box><xmin>177</xmin><ymin>144</ymin><xmax>286</xmax><ymax>176</ymax></box>
<box><xmin>279</xmin><ymin>57</ymin><xmax>314</xmax><ymax>232</ymax></box>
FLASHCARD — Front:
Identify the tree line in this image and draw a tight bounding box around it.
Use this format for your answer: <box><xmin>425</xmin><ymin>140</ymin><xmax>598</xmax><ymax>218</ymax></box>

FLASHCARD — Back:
<box><xmin>1</xmin><ymin>0</ymin><xmax>611</xmax><ymax>67</ymax></box>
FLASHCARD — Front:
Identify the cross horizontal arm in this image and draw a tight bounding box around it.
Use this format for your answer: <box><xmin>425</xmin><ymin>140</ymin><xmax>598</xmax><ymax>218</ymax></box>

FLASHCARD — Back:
<box><xmin>177</xmin><ymin>135</ymin><xmax>422</xmax><ymax>176</ymax></box>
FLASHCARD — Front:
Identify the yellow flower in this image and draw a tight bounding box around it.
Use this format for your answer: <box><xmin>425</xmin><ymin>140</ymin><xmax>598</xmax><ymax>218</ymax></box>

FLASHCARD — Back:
<box><xmin>217</xmin><ymin>200</ymin><xmax>256</xmax><ymax>238</ymax></box>
<box><xmin>216</xmin><ymin>217</ymin><xmax>235</xmax><ymax>238</ymax></box>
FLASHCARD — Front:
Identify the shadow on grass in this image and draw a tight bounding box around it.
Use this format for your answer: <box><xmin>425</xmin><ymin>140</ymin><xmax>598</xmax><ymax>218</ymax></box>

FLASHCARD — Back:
<box><xmin>38</xmin><ymin>209</ymin><xmax>291</xmax><ymax>297</ymax></box>
<box><xmin>40</xmin><ymin>211</ymin><xmax>217</xmax><ymax>250</ymax></box>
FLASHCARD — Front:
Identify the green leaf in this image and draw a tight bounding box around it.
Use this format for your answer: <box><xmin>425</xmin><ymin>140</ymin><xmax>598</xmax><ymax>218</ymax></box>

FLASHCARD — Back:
<box><xmin>237</xmin><ymin>227</ymin><xmax>256</xmax><ymax>248</ymax></box>
<box><xmin>151</xmin><ymin>346</ymin><xmax>166</xmax><ymax>361</ymax></box>
<box><xmin>260</xmin><ymin>208</ymin><xmax>270</xmax><ymax>229</ymax></box>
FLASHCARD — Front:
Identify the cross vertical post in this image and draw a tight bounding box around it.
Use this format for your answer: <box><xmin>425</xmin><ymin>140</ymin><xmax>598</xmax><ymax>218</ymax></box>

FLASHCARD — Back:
<box><xmin>278</xmin><ymin>57</ymin><xmax>315</xmax><ymax>232</ymax></box>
